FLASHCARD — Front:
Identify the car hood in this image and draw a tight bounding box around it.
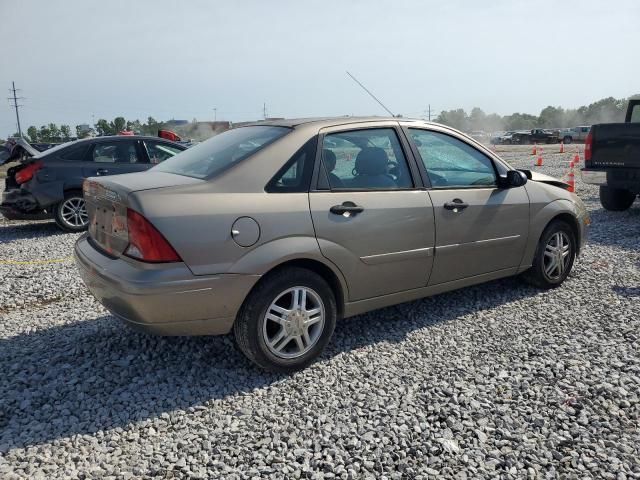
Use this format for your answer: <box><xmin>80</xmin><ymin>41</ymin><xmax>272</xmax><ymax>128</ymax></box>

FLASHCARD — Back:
<box><xmin>525</xmin><ymin>170</ymin><xmax>570</xmax><ymax>189</ymax></box>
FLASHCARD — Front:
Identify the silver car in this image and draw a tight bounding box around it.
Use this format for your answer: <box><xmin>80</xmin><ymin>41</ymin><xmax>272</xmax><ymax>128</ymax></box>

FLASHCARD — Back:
<box><xmin>75</xmin><ymin>117</ymin><xmax>589</xmax><ymax>371</ymax></box>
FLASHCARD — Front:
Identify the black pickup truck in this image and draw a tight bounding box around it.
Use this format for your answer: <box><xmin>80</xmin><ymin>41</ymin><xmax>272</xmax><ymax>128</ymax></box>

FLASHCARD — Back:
<box><xmin>581</xmin><ymin>100</ymin><xmax>640</xmax><ymax>211</ymax></box>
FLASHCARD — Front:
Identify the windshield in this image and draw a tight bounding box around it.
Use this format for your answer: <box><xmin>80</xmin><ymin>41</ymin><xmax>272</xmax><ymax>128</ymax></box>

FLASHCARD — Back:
<box><xmin>153</xmin><ymin>126</ymin><xmax>290</xmax><ymax>179</ymax></box>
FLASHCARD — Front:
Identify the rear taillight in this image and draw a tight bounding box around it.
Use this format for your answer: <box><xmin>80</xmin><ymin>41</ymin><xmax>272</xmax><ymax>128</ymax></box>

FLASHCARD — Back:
<box><xmin>125</xmin><ymin>209</ymin><xmax>181</xmax><ymax>263</ymax></box>
<box><xmin>584</xmin><ymin>130</ymin><xmax>593</xmax><ymax>163</ymax></box>
<box><xmin>15</xmin><ymin>161</ymin><xmax>43</xmax><ymax>184</ymax></box>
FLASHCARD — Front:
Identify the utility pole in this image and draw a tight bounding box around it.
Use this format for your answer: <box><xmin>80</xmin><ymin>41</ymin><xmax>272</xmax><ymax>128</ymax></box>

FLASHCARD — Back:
<box><xmin>8</xmin><ymin>81</ymin><xmax>24</xmax><ymax>137</ymax></box>
<box><xmin>428</xmin><ymin>104</ymin><xmax>431</xmax><ymax>122</ymax></box>
<box><xmin>263</xmin><ymin>102</ymin><xmax>267</xmax><ymax>120</ymax></box>
<box><xmin>213</xmin><ymin>107</ymin><xmax>217</xmax><ymax>122</ymax></box>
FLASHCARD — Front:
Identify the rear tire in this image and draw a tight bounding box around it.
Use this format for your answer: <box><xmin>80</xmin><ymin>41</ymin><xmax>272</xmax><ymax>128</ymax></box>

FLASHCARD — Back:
<box><xmin>563</xmin><ymin>136</ymin><xmax>572</xmax><ymax>144</ymax></box>
<box><xmin>54</xmin><ymin>190</ymin><xmax>89</xmax><ymax>232</ymax></box>
<box><xmin>599</xmin><ymin>186</ymin><xmax>636</xmax><ymax>211</ymax></box>
<box><xmin>234</xmin><ymin>267</ymin><xmax>337</xmax><ymax>373</ymax></box>
<box><xmin>522</xmin><ymin>220</ymin><xmax>576</xmax><ymax>289</ymax></box>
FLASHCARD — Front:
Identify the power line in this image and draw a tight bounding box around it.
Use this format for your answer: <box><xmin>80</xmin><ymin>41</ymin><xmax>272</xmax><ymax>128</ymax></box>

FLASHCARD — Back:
<box><xmin>7</xmin><ymin>81</ymin><xmax>24</xmax><ymax>137</ymax></box>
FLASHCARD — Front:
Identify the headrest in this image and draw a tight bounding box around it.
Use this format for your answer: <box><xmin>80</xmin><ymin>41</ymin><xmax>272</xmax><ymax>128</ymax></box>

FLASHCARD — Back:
<box><xmin>355</xmin><ymin>147</ymin><xmax>388</xmax><ymax>175</ymax></box>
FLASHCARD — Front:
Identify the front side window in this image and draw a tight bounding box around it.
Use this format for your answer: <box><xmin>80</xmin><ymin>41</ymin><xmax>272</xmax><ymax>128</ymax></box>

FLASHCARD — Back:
<box><xmin>408</xmin><ymin>129</ymin><xmax>496</xmax><ymax>188</ymax></box>
<box><xmin>92</xmin><ymin>141</ymin><xmax>141</xmax><ymax>164</ymax></box>
<box><xmin>144</xmin><ymin>140</ymin><xmax>183</xmax><ymax>164</ymax></box>
<box><xmin>153</xmin><ymin>126</ymin><xmax>290</xmax><ymax>179</ymax></box>
<box><xmin>629</xmin><ymin>105</ymin><xmax>640</xmax><ymax>123</ymax></box>
<box><xmin>321</xmin><ymin>128</ymin><xmax>412</xmax><ymax>190</ymax></box>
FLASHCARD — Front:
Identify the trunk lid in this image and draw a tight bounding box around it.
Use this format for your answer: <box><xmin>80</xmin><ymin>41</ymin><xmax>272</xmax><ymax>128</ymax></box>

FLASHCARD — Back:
<box><xmin>84</xmin><ymin>171</ymin><xmax>203</xmax><ymax>257</ymax></box>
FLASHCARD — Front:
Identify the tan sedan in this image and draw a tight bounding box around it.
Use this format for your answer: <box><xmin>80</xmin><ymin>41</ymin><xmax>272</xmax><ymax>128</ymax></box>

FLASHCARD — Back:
<box><xmin>75</xmin><ymin>117</ymin><xmax>589</xmax><ymax>371</ymax></box>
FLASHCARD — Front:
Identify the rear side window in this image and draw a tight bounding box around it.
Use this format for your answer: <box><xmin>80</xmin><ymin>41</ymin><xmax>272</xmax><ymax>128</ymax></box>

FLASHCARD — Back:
<box><xmin>630</xmin><ymin>105</ymin><xmax>640</xmax><ymax>123</ymax></box>
<box><xmin>144</xmin><ymin>141</ymin><xmax>183</xmax><ymax>164</ymax></box>
<box><xmin>266</xmin><ymin>136</ymin><xmax>317</xmax><ymax>193</ymax></box>
<box><xmin>59</xmin><ymin>144</ymin><xmax>88</xmax><ymax>161</ymax></box>
<box><xmin>153</xmin><ymin>126</ymin><xmax>290</xmax><ymax>179</ymax></box>
<box><xmin>92</xmin><ymin>141</ymin><xmax>141</xmax><ymax>164</ymax></box>
<box><xmin>321</xmin><ymin>128</ymin><xmax>413</xmax><ymax>190</ymax></box>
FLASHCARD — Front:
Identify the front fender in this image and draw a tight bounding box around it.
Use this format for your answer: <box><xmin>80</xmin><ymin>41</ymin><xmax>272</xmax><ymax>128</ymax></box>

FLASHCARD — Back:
<box><xmin>519</xmin><ymin>198</ymin><xmax>584</xmax><ymax>271</ymax></box>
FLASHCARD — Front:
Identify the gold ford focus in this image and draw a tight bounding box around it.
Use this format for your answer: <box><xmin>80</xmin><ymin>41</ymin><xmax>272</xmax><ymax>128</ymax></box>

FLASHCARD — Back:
<box><xmin>75</xmin><ymin>117</ymin><xmax>589</xmax><ymax>371</ymax></box>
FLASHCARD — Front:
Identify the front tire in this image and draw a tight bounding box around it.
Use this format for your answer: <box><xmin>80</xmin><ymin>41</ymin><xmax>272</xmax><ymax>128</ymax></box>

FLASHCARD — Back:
<box><xmin>54</xmin><ymin>191</ymin><xmax>89</xmax><ymax>232</ymax></box>
<box><xmin>234</xmin><ymin>267</ymin><xmax>337</xmax><ymax>373</ymax></box>
<box><xmin>599</xmin><ymin>186</ymin><xmax>636</xmax><ymax>211</ymax></box>
<box><xmin>563</xmin><ymin>136</ymin><xmax>572</xmax><ymax>144</ymax></box>
<box><xmin>522</xmin><ymin>220</ymin><xmax>576</xmax><ymax>289</ymax></box>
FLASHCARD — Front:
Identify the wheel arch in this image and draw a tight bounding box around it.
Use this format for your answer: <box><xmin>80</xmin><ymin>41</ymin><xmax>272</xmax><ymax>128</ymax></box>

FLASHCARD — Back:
<box><xmin>245</xmin><ymin>257</ymin><xmax>347</xmax><ymax>321</ymax></box>
<box><xmin>519</xmin><ymin>199</ymin><xmax>583</xmax><ymax>271</ymax></box>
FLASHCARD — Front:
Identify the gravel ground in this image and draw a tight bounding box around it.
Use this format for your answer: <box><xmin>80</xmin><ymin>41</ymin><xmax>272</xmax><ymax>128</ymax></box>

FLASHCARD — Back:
<box><xmin>1</xmin><ymin>144</ymin><xmax>639</xmax><ymax>479</ymax></box>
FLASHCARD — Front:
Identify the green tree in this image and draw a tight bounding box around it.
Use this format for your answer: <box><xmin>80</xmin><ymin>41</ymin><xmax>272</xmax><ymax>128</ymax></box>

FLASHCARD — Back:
<box><xmin>111</xmin><ymin>117</ymin><xmax>126</xmax><ymax>133</ymax></box>
<box><xmin>27</xmin><ymin>126</ymin><xmax>39</xmax><ymax>142</ymax></box>
<box><xmin>38</xmin><ymin>125</ymin><xmax>51</xmax><ymax>142</ymax></box>
<box><xmin>468</xmin><ymin>107</ymin><xmax>487</xmax><ymax>131</ymax></box>
<box><xmin>436</xmin><ymin>109</ymin><xmax>469</xmax><ymax>131</ymax></box>
<box><xmin>94</xmin><ymin>119</ymin><xmax>112</xmax><ymax>136</ymax></box>
<box><xmin>537</xmin><ymin>106</ymin><xmax>565</xmax><ymax>128</ymax></box>
<box><xmin>48</xmin><ymin>123</ymin><xmax>61</xmax><ymax>141</ymax></box>
<box><xmin>60</xmin><ymin>125</ymin><xmax>72</xmax><ymax>141</ymax></box>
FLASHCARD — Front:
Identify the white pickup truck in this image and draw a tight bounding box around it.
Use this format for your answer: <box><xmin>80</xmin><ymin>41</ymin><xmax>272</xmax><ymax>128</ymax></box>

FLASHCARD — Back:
<box><xmin>558</xmin><ymin>126</ymin><xmax>591</xmax><ymax>144</ymax></box>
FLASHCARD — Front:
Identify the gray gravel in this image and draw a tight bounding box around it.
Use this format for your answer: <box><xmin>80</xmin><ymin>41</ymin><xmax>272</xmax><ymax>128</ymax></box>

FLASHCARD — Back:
<box><xmin>1</xmin><ymin>144</ymin><xmax>639</xmax><ymax>479</ymax></box>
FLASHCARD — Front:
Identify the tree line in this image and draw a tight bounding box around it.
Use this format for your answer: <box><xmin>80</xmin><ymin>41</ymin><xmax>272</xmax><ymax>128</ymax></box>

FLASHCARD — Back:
<box><xmin>19</xmin><ymin>117</ymin><xmax>167</xmax><ymax>143</ymax></box>
<box><xmin>435</xmin><ymin>95</ymin><xmax>639</xmax><ymax>133</ymax></box>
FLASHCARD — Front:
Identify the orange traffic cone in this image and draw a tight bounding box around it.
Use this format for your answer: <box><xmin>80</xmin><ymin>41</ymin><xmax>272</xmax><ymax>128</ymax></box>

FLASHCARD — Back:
<box><xmin>573</xmin><ymin>153</ymin><xmax>580</xmax><ymax>166</ymax></box>
<box><xmin>567</xmin><ymin>170</ymin><xmax>575</xmax><ymax>193</ymax></box>
<box><xmin>559</xmin><ymin>142</ymin><xmax>565</xmax><ymax>153</ymax></box>
<box><xmin>531</xmin><ymin>144</ymin><xmax>537</xmax><ymax>155</ymax></box>
<box><xmin>535</xmin><ymin>155</ymin><xmax>544</xmax><ymax>167</ymax></box>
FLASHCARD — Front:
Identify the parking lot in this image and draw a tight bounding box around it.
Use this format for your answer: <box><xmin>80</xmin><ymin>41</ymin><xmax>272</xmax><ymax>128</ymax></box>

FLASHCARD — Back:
<box><xmin>1</xmin><ymin>145</ymin><xmax>639</xmax><ymax>479</ymax></box>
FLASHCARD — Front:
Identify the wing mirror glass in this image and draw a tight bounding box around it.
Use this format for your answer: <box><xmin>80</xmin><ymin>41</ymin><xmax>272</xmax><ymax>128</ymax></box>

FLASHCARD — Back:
<box><xmin>500</xmin><ymin>170</ymin><xmax>527</xmax><ymax>188</ymax></box>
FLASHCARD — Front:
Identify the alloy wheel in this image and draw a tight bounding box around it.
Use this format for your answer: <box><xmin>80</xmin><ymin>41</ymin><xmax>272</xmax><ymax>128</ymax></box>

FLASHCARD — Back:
<box><xmin>262</xmin><ymin>286</ymin><xmax>325</xmax><ymax>359</ymax></box>
<box><xmin>60</xmin><ymin>197</ymin><xmax>88</xmax><ymax>228</ymax></box>
<box><xmin>543</xmin><ymin>232</ymin><xmax>571</xmax><ymax>281</ymax></box>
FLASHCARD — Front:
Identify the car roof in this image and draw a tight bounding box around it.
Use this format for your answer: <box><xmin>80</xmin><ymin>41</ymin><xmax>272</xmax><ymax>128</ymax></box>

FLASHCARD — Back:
<box><xmin>243</xmin><ymin>116</ymin><xmax>428</xmax><ymax>129</ymax></box>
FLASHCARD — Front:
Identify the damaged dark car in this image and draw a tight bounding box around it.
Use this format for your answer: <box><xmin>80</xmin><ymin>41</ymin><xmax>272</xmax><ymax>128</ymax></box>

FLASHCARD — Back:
<box><xmin>1</xmin><ymin>136</ymin><xmax>187</xmax><ymax>231</ymax></box>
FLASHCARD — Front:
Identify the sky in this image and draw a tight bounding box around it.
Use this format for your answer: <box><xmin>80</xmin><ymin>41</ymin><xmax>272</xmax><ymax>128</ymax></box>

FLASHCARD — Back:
<box><xmin>1</xmin><ymin>0</ymin><xmax>639</xmax><ymax>136</ymax></box>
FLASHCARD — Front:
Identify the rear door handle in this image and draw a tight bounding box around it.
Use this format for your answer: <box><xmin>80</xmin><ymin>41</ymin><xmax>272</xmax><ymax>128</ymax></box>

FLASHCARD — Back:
<box><xmin>96</xmin><ymin>168</ymin><xmax>109</xmax><ymax>175</ymax></box>
<box><xmin>330</xmin><ymin>201</ymin><xmax>364</xmax><ymax>217</ymax></box>
<box><xmin>444</xmin><ymin>199</ymin><xmax>469</xmax><ymax>211</ymax></box>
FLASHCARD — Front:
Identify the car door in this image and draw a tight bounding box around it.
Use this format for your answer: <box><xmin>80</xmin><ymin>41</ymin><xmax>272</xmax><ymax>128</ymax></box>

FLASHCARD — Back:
<box><xmin>309</xmin><ymin>124</ymin><xmax>435</xmax><ymax>301</ymax></box>
<box><xmin>82</xmin><ymin>139</ymin><xmax>149</xmax><ymax>178</ymax></box>
<box><xmin>405</xmin><ymin>127</ymin><xmax>529</xmax><ymax>286</ymax></box>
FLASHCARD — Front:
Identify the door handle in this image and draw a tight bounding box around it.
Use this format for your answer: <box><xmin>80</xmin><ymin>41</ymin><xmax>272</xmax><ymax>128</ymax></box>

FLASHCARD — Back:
<box><xmin>330</xmin><ymin>201</ymin><xmax>364</xmax><ymax>217</ymax></box>
<box><xmin>96</xmin><ymin>168</ymin><xmax>109</xmax><ymax>176</ymax></box>
<box><xmin>444</xmin><ymin>199</ymin><xmax>469</xmax><ymax>211</ymax></box>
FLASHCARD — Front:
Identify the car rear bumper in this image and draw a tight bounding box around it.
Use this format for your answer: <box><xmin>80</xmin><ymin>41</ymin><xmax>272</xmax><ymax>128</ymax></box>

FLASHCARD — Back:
<box><xmin>581</xmin><ymin>169</ymin><xmax>607</xmax><ymax>185</ymax></box>
<box><xmin>74</xmin><ymin>234</ymin><xmax>260</xmax><ymax>336</ymax></box>
<box><xmin>0</xmin><ymin>188</ymin><xmax>51</xmax><ymax>220</ymax></box>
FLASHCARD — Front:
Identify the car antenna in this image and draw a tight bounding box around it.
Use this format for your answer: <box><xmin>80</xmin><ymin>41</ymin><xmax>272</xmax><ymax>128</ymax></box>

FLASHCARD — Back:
<box><xmin>346</xmin><ymin>71</ymin><xmax>396</xmax><ymax>117</ymax></box>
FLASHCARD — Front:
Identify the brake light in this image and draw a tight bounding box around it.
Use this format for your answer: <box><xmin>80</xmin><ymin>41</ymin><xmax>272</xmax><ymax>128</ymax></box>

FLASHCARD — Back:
<box><xmin>125</xmin><ymin>209</ymin><xmax>181</xmax><ymax>263</ymax></box>
<box><xmin>584</xmin><ymin>130</ymin><xmax>593</xmax><ymax>162</ymax></box>
<box><xmin>15</xmin><ymin>161</ymin><xmax>43</xmax><ymax>184</ymax></box>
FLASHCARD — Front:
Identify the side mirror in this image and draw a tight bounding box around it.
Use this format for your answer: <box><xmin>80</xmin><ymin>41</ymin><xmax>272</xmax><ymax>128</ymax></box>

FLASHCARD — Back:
<box><xmin>500</xmin><ymin>170</ymin><xmax>528</xmax><ymax>188</ymax></box>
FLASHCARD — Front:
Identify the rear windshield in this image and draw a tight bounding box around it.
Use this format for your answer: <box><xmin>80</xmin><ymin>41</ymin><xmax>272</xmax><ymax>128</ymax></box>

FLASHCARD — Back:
<box><xmin>152</xmin><ymin>126</ymin><xmax>290</xmax><ymax>179</ymax></box>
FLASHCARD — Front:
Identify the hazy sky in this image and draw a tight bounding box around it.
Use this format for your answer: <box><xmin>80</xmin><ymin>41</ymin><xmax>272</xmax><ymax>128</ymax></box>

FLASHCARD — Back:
<box><xmin>1</xmin><ymin>0</ymin><xmax>639</xmax><ymax>135</ymax></box>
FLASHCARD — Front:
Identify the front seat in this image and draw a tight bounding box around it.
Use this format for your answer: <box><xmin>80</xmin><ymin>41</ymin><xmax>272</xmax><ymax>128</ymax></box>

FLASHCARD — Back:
<box><xmin>351</xmin><ymin>147</ymin><xmax>396</xmax><ymax>188</ymax></box>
